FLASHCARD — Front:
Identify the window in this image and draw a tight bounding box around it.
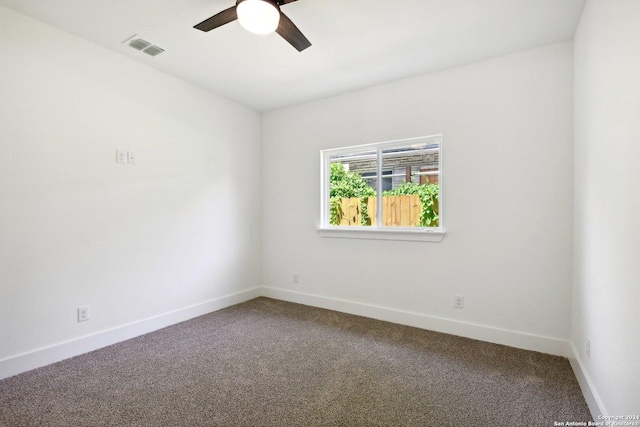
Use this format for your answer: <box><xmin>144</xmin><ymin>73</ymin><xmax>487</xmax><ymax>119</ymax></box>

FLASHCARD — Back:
<box><xmin>319</xmin><ymin>135</ymin><xmax>444</xmax><ymax>241</ymax></box>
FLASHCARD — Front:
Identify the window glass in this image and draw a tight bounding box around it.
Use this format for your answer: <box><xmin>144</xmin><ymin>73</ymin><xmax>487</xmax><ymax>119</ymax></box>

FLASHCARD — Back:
<box><xmin>328</xmin><ymin>150</ymin><xmax>377</xmax><ymax>226</ymax></box>
<box><xmin>381</xmin><ymin>141</ymin><xmax>440</xmax><ymax>227</ymax></box>
<box><xmin>321</xmin><ymin>135</ymin><xmax>441</xmax><ymax>231</ymax></box>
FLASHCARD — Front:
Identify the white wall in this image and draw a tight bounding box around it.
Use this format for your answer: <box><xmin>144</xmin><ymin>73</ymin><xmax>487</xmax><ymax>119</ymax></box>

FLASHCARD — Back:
<box><xmin>572</xmin><ymin>0</ymin><xmax>640</xmax><ymax>415</ymax></box>
<box><xmin>0</xmin><ymin>6</ymin><xmax>261</xmax><ymax>376</ymax></box>
<box><xmin>262</xmin><ymin>42</ymin><xmax>574</xmax><ymax>354</ymax></box>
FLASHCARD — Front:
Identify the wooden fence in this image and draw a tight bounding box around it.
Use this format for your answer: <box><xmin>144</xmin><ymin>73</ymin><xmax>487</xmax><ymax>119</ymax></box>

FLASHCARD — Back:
<box><xmin>336</xmin><ymin>195</ymin><xmax>421</xmax><ymax>226</ymax></box>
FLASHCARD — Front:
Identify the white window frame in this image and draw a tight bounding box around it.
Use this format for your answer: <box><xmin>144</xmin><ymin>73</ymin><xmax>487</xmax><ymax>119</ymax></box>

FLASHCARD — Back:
<box><xmin>319</xmin><ymin>135</ymin><xmax>445</xmax><ymax>242</ymax></box>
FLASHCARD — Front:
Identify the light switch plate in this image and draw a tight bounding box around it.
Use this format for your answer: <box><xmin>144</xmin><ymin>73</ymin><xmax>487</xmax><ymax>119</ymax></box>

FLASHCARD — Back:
<box><xmin>127</xmin><ymin>151</ymin><xmax>136</xmax><ymax>164</ymax></box>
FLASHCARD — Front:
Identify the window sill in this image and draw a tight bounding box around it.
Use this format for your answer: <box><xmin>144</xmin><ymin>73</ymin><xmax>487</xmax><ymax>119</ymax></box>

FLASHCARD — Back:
<box><xmin>317</xmin><ymin>227</ymin><xmax>446</xmax><ymax>242</ymax></box>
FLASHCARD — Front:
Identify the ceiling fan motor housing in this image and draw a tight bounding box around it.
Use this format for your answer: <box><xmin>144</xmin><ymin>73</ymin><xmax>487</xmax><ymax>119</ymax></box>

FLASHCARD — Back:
<box><xmin>236</xmin><ymin>0</ymin><xmax>282</xmax><ymax>34</ymax></box>
<box><xmin>236</xmin><ymin>0</ymin><xmax>281</xmax><ymax>10</ymax></box>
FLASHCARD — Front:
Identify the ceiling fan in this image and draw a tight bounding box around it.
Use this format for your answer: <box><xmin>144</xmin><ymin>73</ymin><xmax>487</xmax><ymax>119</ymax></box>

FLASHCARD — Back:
<box><xmin>194</xmin><ymin>0</ymin><xmax>311</xmax><ymax>52</ymax></box>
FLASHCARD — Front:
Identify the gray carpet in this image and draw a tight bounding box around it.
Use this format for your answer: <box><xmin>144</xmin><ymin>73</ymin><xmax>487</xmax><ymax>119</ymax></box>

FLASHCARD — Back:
<box><xmin>1</xmin><ymin>297</ymin><xmax>591</xmax><ymax>426</ymax></box>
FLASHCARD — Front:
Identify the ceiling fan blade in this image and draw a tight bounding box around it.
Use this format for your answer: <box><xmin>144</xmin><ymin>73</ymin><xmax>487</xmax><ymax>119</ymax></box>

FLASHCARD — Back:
<box><xmin>276</xmin><ymin>11</ymin><xmax>311</xmax><ymax>52</ymax></box>
<box><xmin>278</xmin><ymin>0</ymin><xmax>299</xmax><ymax>4</ymax></box>
<box><xmin>194</xmin><ymin>6</ymin><xmax>238</xmax><ymax>32</ymax></box>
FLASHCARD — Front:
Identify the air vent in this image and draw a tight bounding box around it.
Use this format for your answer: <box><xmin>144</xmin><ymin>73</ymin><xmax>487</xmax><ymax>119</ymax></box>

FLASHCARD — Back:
<box><xmin>123</xmin><ymin>35</ymin><xmax>164</xmax><ymax>57</ymax></box>
<box><xmin>142</xmin><ymin>45</ymin><xmax>164</xmax><ymax>57</ymax></box>
<box><xmin>129</xmin><ymin>38</ymin><xmax>151</xmax><ymax>51</ymax></box>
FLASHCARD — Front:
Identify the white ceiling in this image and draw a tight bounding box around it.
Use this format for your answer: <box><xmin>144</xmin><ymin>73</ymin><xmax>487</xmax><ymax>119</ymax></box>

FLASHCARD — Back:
<box><xmin>0</xmin><ymin>0</ymin><xmax>585</xmax><ymax>112</ymax></box>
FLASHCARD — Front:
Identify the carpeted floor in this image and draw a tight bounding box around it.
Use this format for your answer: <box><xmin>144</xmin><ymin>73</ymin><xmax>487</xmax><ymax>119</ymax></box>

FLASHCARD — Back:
<box><xmin>0</xmin><ymin>297</ymin><xmax>591</xmax><ymax>426</ymax></box>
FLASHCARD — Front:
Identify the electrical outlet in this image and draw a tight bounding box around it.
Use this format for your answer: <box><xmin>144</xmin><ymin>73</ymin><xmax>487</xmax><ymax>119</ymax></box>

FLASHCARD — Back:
<box><xmin>454</xmin><ymin>295</ymin><xmax>464</xmax><ymax>309</ymax></box>
<box><xmin>127</xmin><ymin>151</ymin><xmax>136</xmax><ymax>164</ymax></box>
<box><xmin>116</xmin><ymin>149</ymin><xmax>127</xmax><ymax>164</ymax></box>
<box><xmin>293</xmin><ymin>274</ymin><xmax>299</xmax><ymax>284</ymax></box>
<box><xmin>586</xmin><ymin>338</ymin><xmax>591</xmax><ymax>359</ymax></box>
<box><xmin>78</xmin><ymin>306</ymin><xmax>90</xmax><ymax>322</ymax></box>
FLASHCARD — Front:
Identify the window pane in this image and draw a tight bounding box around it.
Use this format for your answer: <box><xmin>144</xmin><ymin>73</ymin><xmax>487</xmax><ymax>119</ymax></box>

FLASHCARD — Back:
<box><xmin>329</xmin><ymin>151</ymin><xmax>377</xmax><ymax>226</ymax></box>
<box><xmin>381</xmin><ymin>141</ymin><xmax>440</xmax><ymax>227</ymax></box>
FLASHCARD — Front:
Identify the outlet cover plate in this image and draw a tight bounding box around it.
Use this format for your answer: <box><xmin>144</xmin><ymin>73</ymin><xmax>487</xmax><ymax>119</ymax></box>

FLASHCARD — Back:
<box><xmin>78</xmin><ymin>306</ymin><xmax>90</xmax><ymax>322</ymax></box>
<box><xmin>454</xmin><ymin>295</ymin><xmax>464</xmax><ymax>309</ymax></box>
<box><xmin>116</xmin><ymin>149</ymin><xmax>126</xmax><ymax>164</ymax></box>
<box><xmin>586</xmin><ymin>338</ymin><xmax>591</xmax><ymax>359</ymax></box>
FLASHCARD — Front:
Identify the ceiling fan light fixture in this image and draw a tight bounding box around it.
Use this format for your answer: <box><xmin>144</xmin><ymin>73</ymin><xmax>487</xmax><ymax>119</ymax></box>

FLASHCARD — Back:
<box><xmin>236</xmin><ymin>0</ymin><xmax>280</xmax><ymax>35</ymax></box>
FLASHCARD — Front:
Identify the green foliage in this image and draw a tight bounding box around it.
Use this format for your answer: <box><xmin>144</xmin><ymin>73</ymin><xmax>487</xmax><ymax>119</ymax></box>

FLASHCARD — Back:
<box><xmin>329</xmin><ymin>163</ymin><xmax>375</xmax><ymax>226</ymax></box>
<box><xmin>329</xmin><ymin>163</ymin><xmax>439</xmax><ymax>227</ymax></box>
<box><xmin>329</xmin><ymin>163</ymin><xmax>376</xmax><ymax>198</ymax></box>
<box><xmin>384</xmin><ymin>181</ymin><xmax>439</xmax><ymax>227</ymax></box>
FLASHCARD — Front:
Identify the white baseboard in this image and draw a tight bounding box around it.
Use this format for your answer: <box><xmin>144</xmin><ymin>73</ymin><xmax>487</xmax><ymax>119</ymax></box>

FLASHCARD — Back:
<box><xmin>0</xmin><ymin>286</ymin><xmax>577</xmax><ymax>384</ymax></box>
<box><xmin>568</xmin><ymin>342</ymin><xmax>607</xmax><ymax>419</ymax></box>
<box><xmin>261</xmin><ymin>287</ymin><xmax>569</xmax><ymax>357</ymax></box>
<box><xmin>0</xmin><ymin>287</ymin><xmax>261</xmax><ymax>380</ymax></box>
